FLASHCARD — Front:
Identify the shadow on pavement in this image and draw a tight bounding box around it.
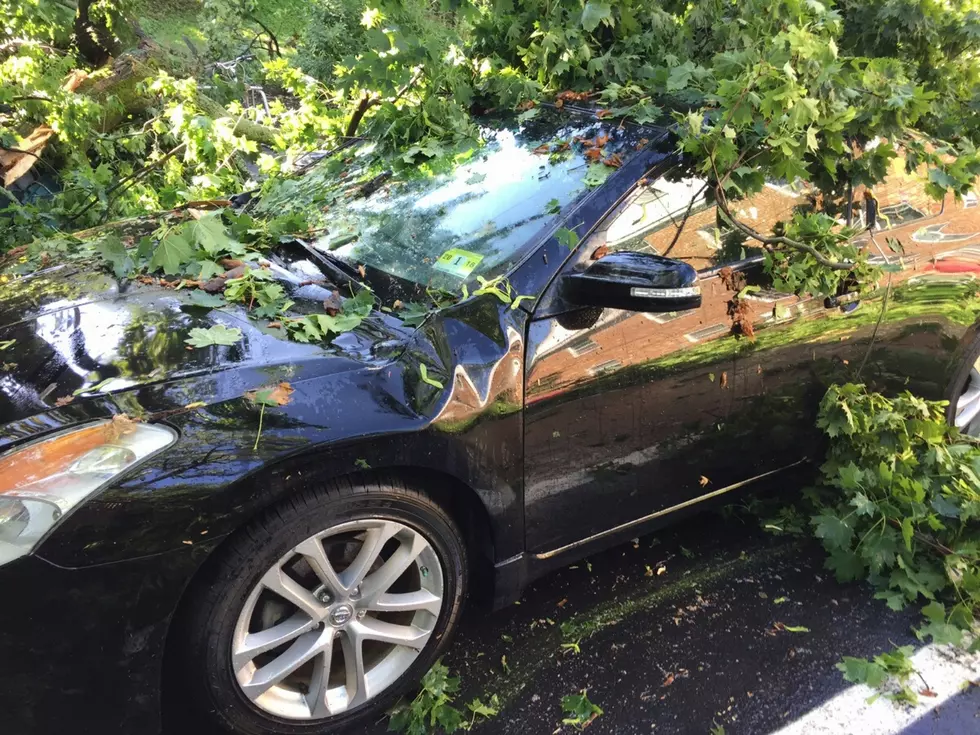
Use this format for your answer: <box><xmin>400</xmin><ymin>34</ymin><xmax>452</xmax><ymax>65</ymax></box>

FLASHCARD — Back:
<box><xmin>365</xmin><ymin>508</ymin><xmax>927</xmax><ymax>735</ymax></box>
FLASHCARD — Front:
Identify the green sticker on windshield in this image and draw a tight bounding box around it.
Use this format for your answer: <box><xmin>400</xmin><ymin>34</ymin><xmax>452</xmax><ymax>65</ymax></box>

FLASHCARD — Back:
<box><xmin>433</xmin><ymin>248</ymin><xmax>483</xmax><ymax>278</ymax></box>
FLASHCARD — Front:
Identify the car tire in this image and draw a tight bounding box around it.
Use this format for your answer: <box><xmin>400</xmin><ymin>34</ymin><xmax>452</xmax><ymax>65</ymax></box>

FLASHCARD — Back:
<box><xmin>178</xmin><ymin>474</ymin><xmax>468</xmax><ymax>735</ymax></box>
<box><xmin>946</xmin><ymin>336</ymin><xmax>980</xmax><ymax>437</ymax></box>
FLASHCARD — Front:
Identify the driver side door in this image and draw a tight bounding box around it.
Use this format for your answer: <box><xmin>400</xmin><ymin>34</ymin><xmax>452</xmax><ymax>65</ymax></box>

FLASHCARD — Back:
<box><xmin>523</xmin><ymin>171</ymin><xmax>767</xmax><ymax>554</ymax></box>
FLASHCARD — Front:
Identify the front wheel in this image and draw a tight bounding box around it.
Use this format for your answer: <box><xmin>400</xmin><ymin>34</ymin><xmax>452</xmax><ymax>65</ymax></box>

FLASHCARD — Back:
<box><xmin>180</xmin><ymin>477</ymin><xmax>468</xmax><ymax>735</ymax></box>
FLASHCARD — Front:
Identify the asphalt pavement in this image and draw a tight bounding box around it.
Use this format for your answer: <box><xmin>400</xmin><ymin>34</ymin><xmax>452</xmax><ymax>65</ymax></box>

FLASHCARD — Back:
<box><xmin>365</xmin><ymin>509</ymin><xmax>980</xmax><ymax>735</ymax></box>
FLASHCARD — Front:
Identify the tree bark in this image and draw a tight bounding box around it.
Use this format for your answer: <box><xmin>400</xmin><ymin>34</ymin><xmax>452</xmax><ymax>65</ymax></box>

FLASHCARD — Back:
<box><xmin>74</xmin><ymin>0</ymin><xmax>120</xmax><ymax>66</ymax></box>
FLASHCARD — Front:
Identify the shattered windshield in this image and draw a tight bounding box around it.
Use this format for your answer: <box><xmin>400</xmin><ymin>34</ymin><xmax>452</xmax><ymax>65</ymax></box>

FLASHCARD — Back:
<box><xmin>262</xmin><ymin>109</ymin><xmax>653</xmax><ymax>293</ymax></box>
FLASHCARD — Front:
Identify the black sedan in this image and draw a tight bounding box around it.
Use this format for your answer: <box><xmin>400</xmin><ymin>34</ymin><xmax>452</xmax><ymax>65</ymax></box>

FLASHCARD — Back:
<box><xmin>1</xmin><ymin>107</ymin><xmax>978</xmax><ymax>735</ymax></box>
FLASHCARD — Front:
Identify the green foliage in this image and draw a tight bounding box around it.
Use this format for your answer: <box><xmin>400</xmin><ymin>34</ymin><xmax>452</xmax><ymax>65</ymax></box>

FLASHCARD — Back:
<box><xmin>837</xmin><ymin>645</ymin><xmax>921</xmax><ymax>705</ymax></box>
<box><xmin>561</xmin><ymin>689</ymin><xmax>603</xmax><ymax>731</ymax></box>
<box><xmin>814</xmin><ymin>384</ymin><xmax>980</xmax><ymax>640</ymax></box>
<box><xmin>184</xmin><ymin>324</ymin><xmax>244</xmax><ymax>347</ymax></box>
<box><xmin>555</xmin><ymin>227</ymin><xmax>580</xmax><ymax>250</ymax></box>
<box><xmin>387</xmin><ymin>661</ymin><xmax>497</xmax><ymax>734</ymax></box>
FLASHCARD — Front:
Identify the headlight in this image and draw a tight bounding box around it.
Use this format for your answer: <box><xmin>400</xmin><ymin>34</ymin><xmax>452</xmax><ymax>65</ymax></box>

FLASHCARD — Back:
<box><xmin>0</xmin><ymin>418</ymin><xmax>176</xmax><ymax>566</ymax></box>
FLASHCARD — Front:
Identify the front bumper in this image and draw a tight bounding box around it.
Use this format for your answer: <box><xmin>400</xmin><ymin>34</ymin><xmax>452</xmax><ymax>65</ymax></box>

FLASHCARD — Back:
<box><xmin>0</xmin><ymin>542</ymin><xmax>219</xmax><ymax>735</ymax></box>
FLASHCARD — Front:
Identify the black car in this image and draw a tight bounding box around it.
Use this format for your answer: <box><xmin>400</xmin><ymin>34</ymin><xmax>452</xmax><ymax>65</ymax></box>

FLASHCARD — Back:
<box><xmin>2</xmin><ymin>107</ymin><xmax>979</xmax><ymax>735</ymax></box>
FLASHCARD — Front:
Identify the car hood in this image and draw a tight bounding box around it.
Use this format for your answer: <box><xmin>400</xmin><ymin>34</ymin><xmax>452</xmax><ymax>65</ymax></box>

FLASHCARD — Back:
<box><xmin>0</xmin><ymin>255</ymin><xmax>414</xmax><ymax>436</ymax></box>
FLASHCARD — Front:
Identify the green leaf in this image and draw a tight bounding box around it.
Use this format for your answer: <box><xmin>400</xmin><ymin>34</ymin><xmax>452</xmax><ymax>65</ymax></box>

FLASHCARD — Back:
<box><xmin>545</xmin><ymin>198</ymin><xmax>561</xmax><ymax>215</ymax></box>
<box><xmin>561</xmin><ymin>689</ymin><xmax>603</xmax><ymax>730</ymax></box>
<box><xmin>419</xmin><ymin>364</ymin><xmax>444</xmax><ymax>389</ymax></box>
<box><xmin>96</xmin><ymin>235</ymin><xmax>132</xmax><ymax>279</ymax></box>
<box><xmin>837</xmin><ymin>656</ymin><xmax>888</xmax><ymax>689</ymax></box>
<box><xmin>150</xmin><ymin>230</ymin><xmax>194</xmax><ymax>275</ymax></box>
<box><xmin>184</xmin><ymin>324</ymin><xmax>243</xmax><ymax>348</ymax></box>
<box><xmin>466</xmin><ymin>697</ymin><xmax>499</xmax><ymax>718</ymax></box>
<box><xmin>581</xmin><ymin>1</ymin><xmax>612</xmax><ymax>32</ymax></box>
<box><xmin>583</xmin><ymin>162</ymin><xmax>612</xmax><ymax>188</ymax></box>
<box><xmin>188</xmin><ymin>213</ymin><xmax>237</xmax><ymax>256</ymax></box>
<box><xmin>813</xmin><ymin>513</ymin><xmax>854</xmax><ymax>549</ymax></box>
<box><xmin>826</xmin><ymin>549</ymin><xmax>865</xmax><ymax>581</ymax></box>
<box><xmin>838</xmin><ymin>462</ymin><xmax>864</xmax><ymax>490</ymax></box>
<box><xmin>555</xmin><ymin>227</ymin><xmax>581</xmax><ymax>249</ymax></box>
<box><xmin>196</xmin><ymin>260</ymin><xmax>224</xmax><ymax>281</ymax></box>
<box><xmin>849</xmin><ymin>491</ymin><xmax>876</xmax><ymax>517</ymax></box>
<box><xmin>187</xmin><ymin>290</ymin><xmax>226</xmax><ymax>308</ymax></box>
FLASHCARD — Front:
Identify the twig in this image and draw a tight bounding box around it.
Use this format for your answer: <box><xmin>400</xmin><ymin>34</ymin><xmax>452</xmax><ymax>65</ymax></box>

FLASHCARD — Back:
<box><xmin>71</xmin><ymin>142</ymin><xmax>187</xmax><ymax>223</ymax></box>
<box><xmin>712</xmin><ymin>177</ymin><xmax>854</xmax><ymax>271</ymax></box>
<box><xmin>344</xmin><ymin>68</ymin><xmax>424</xmax><ymax>137</ymax></box>
<box><xmin>663</xmin><ymin>181</ymin><xmax>709</xmax><ymax>256</ymax></box>
<box><xmin>0</xmin><ymin>40</ymin><xmax>64</xmax><ymax>56</ymax></box>
<box><xmin>245</xmin><ymin>15</ymin><xmax>281</xmax><ymax>58</ymax></box>
<box><xmin>856</xmin><ymin>271</ymin><xmax>892</xmax><ymax>379</ymax></box>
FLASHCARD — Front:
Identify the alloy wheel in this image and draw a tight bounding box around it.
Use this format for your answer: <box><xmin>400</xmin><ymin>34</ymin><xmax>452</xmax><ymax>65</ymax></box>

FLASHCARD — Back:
<box><xmin>955</xmin><ymin>360</ymin><xmax>980</xmax><ymax>437</ymax></box>
<box><xmin>231</xmin><ymin>519</ymin><xmax>444</xmax><ymax>720</ymax></box>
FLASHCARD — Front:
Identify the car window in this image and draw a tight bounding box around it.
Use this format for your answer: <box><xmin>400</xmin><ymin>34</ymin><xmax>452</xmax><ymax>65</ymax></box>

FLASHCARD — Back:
<box><xmin>594</xmin><ymin>152</ymin><xmax>980</xmax><ymax>280</ymax></box>
<box><xmin>598</xmin><ymin>173</ymin><xmax>803</xmax><ymax>272</ymax></box>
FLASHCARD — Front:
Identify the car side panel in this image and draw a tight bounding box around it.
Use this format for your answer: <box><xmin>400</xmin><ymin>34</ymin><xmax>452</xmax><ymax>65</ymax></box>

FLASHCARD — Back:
<box><xmin>729</xmin><ymin>182</ymin><xmax>980</xmax><ymax>478</ymax></box>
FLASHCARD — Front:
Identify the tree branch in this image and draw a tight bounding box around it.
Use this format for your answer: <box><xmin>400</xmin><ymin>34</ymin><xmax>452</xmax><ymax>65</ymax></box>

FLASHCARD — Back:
<box><xmin>0</xmin><ymin>40</ymin><xmax>65</xmax><ymax>57</ymax></box>
<box><xmin>713</xmin><ymin>183</ymin><xmax>854</xmax><ymax>270</ymax></box>
<box><xmin>69</xmin><ymin>142</ymin><xmax>187</xmax><ymax>222</ymax></box>
<box><xmin>245</xmin><ymin>14</ymin><xmax>281</xmax><ymax>58</ymax></box>
<box><xmin>344</xmin><ymin>68</ymin><xmax>424</xmax><ymax>137</ymax></box>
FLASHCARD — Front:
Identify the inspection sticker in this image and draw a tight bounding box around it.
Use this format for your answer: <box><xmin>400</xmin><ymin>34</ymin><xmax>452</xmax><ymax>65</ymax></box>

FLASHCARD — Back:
<box><xmin>433</xmin><ymin>248</ymin><xmax>483</xmax><ymax>278</ymax></box>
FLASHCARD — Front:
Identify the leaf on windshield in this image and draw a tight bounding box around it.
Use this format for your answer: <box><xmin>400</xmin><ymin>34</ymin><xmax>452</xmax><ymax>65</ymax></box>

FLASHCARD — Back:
<box><xmin>96</xmin><ymin>235</ymin><xmax>133</xmax><ymax>279</ymax></box>
<box><xmin>583</xmin><ymin>162</ymin><xmax>612</xmax><ymax>188</ymax></box>
<box><xmin>184</xmin><ymin>324</ymin><xmax>243</xmax><ymax>348</ymax></box>
<box><xmin>189</xmin><ymin>213</ymin><xmax>241</xmax><ymax>257</ymax></box>
<box><xmin>398</xmin><ymin>301</ymin><xmax>431</xmax><ymax>327</ymax></box>
<box><xmin>151</xmin><ymin>230</ymin><xmax>194</xmax><ymax>275</ymax></box>
<box><xmin>187</xmin><ymin>290</ymin><xmax>226</xmax><ymax>308</ymax></box>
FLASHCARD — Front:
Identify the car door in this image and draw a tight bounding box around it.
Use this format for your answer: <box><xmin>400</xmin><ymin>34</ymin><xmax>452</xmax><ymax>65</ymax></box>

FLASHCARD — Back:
<box><xmin>729</xmin><ymin>159</ymin><xmax>980</xmax><ymax>470</ymax></box>
<box><xmin>523</xmin><ymin>168</ymin><xmax>800</xmax><ymax>554</ymax></box>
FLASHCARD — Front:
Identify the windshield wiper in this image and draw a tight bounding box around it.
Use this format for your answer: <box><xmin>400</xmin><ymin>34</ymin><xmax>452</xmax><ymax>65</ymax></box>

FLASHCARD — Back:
<box><xmin>293</xmin><ymin>238</ymin><xmax>363</xmax><ymax>288</ymax></box>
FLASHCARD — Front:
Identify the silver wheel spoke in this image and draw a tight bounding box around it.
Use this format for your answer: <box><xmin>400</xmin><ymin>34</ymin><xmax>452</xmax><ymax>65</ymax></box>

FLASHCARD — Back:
<box><xmin>233</xmin><ymin>612</ymin><xmax>315</xmax><ymax>671</ymax></box>
<box><xmin>339</xmin><ymin>522</ymin><xmax>399</xmax><ymax>591</ymax></box>
<box><xmin>360</xmin><ymin>532</ymin><xmax>429</xmax><ymax>603</ymax></box>
<box><xmin>957</xmin><ymin>394</ymin><xmax>980</xmax><ymax>429</ymax></box>
<box><xmin>341</xmin><ymin>628</ymin><xmax>369</xmax><ymax>708</ymax></box>
<box><xmin>957</xmin><ymin>367</ymin><xmax>980</xmax><ymax>436</ymax></box>
<box><xmin>306</xmin><ymin>644</ymin><xmax>336</xmax><ymax>718</ymax></box>
<box><xmin>232</xmin><ymin>518</ymin><xmax>444</xmax><ymax>721</ymax></box>
<box><xmin>261</xmin><ymin>567</ymin><xmax>324</xmax><ymax>620</ymax></box>
<box><xmin>349</xmin><ymin>618</ymin><xmax>431</xmax><ymax>650</ymax></box>
<box><xmin>370</xmin><ymin>589</ymin><xmax>442</xmax><ymax>616</ymax></box>
<box><xmin>294</xmin><ymin>537</ymin><xmax>345</xmax><ymax>598</ymax></box>
<box><xmin>241</xmin><ymin>628</ymin><xmax>332</xmax><ymax>701</ymax></box>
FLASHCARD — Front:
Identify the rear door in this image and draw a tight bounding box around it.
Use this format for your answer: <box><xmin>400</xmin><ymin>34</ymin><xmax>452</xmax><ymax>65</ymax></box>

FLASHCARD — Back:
<box><xmin>523</xmin><ymin>169</ymin><xmax>794</xmax><ymax>554</ymax></box>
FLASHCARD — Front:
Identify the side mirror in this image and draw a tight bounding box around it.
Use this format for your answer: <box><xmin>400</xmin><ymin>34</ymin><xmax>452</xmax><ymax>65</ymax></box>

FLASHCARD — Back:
<box><xmin>561</xmin><ymin>251</ymin><xmax>701</xmax><ymax>313</ymax></box>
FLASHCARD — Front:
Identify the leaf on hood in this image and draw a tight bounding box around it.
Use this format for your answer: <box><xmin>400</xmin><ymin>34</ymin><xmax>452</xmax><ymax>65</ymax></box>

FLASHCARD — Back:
<box><xmin>185</xmin><ymin>324</ymin><xmax>244</xmax><ymax>348</ymax></box>
<box><xmin>246</xmin><ymin>381</ymin><xmax>295</xmax><ymax>407</ymax></box>
<box><xmin>105</xmin><ymin>414</ymin><xmax>139</xmax><ymax>441</ymax></box>
<box><xmin>419</xmin><ymin>364</ymin><xmax>444</xmax><ymax>389</ymax></box>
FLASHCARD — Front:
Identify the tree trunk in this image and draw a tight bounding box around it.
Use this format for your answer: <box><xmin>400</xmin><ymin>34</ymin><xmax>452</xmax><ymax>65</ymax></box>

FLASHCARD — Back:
<box><xmin>74</xmin><ymin>0</ymin><xmax>120</xmax><ymax>66</ymax></box>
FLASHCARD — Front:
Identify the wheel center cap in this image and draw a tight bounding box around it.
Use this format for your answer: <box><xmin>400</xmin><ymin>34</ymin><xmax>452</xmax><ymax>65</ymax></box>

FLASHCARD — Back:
<box><xmin>329</xmin><ymin>603</ymin><xmax>355</xmax><ymax>627</ymax></box>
